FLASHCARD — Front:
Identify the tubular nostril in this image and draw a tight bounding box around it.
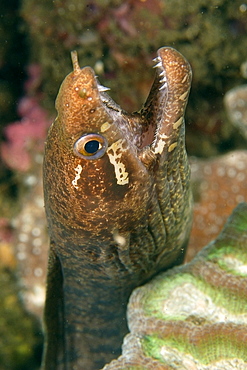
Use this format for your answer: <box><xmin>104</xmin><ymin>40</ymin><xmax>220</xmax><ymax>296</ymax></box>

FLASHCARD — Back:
<box><xmin>71</xmin><ymin>50</ymin><xmax>81</xmax><ymax>73</ymax></box>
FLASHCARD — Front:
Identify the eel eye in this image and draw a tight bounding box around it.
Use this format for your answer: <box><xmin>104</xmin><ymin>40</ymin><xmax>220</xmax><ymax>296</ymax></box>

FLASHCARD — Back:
<box><xmin>73</xmin><ymin>133</ymin><xmax>108</xmax><ymax>160</ymax></box>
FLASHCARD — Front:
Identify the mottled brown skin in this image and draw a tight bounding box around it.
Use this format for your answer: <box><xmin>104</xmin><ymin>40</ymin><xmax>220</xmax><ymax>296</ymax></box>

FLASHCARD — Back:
<box><xmin>42</xmin><ymin>47</ymin><xmax>192</xmax><ymax>369</ymax></box>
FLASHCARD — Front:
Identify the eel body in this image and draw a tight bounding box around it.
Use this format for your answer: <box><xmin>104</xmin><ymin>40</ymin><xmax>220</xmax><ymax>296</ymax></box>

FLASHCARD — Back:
<box><xmin>42</xmin><ymin>47</ymin><xmax>192</xmax><ymax>369</ymax></box>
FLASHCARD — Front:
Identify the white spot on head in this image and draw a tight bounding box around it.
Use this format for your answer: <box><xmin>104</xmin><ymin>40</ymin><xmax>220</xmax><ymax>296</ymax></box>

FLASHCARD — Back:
<box><xmin>72</xmin><ymin>164</ymin><xmax>83</xmax><ymax>189</ymax></box>
<box><xmin>113</xmin><ymin>232</ymin><xmax>127</xmax><ymax>247</ymax></box>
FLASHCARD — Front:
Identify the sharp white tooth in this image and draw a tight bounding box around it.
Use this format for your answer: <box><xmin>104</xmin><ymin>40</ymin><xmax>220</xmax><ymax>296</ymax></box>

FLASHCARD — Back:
<box><xmin>159</xmin><ymin>77</ymin><xmax>167</xmax><ymax>83</ymax></box>
<box><xmin>159</xmin><ymin>70</ymin><xmax>165</xmax><ymax>76</ymax></box>
<box><xmin>153</xmin><ymin>61</ymin><xmax>162</xmax><ymax>68</ymax></box>
<box><xmin>159</xmin><ymin>82</ymin><xmax>168</xmax><ymax>90</ymax></box>
<box><xmin>152</xmin><ymin>56</ymin><xmax>161</xmax><ymax>62</ymax></box>
<box><xmin>98</xmin><ymin>84</ymin><xmax>110</xmax><ymax>92</ymax></box>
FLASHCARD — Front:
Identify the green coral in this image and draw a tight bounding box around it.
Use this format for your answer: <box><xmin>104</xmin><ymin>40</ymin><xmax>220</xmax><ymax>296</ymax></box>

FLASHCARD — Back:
<box><xmin>140</xmin><ymin>271</ymin><xmax>247</xmax><ymax>318</ymax></box>
<box><xmin>142</xmin><ymin>330</ymin><xmax>247</xmax><ymax>365</ymax></box>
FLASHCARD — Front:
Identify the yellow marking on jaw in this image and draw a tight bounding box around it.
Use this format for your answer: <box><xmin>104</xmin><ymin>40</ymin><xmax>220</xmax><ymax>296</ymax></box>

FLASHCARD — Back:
<box><xmin>107</xmin><ymin>139</ymin><xmax>129</xmax><ymax>185</ymax></box>
<box><xmin>179</xmin><ymin>90</ymin><xmax>189</xmax><ymax>101</ymax></box>
<box><xmin>181</xmin><ymin>74</ymin><xmax>188</xmax><ymax>84</ymax></box>
<box><xmin>168</xmin><ymin>142</ymin><xmax>178</xmax><ymax>152</ymax></box>
<box><xmin>72</xmin><ymin>164</ymin><xmax>83</xmax><ymax>189</ymax></box>
<box><xmin>100</xmin><ymin>122</ymin><xmax>111</xmax><ymax>132</ymax></box>
<box><xmin>173</xmin><ymin>117</ymin><xmax>183</xmax><ymax>129</ymax></box>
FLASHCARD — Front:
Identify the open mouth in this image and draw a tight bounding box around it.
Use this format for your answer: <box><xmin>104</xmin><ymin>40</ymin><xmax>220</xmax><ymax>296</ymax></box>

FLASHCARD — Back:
<box><xmin>94</xmin><ymin>52</ymin><xmax>170</xmax><ymax>153</ymax></box>
<box><xmin>70</xmin><ymin>47</ymin><xmax>191</xmax><ymax>166</ymax></box>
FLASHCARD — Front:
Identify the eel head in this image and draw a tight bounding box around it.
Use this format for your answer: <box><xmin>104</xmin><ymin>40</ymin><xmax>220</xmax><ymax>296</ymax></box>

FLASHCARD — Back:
<box><xmin>44</xmin><ymin>47</ymin><xmax>192</xmax><ymax>271</ymax></box>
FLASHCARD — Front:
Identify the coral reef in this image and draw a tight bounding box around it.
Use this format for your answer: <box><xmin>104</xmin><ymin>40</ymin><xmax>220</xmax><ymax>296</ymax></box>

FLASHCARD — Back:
<box><xmin>187</xmin><ymin>150</ymin><xmax>247</xmax><ymax>261</ymax></box>
<box><xmin>20</xmin><ymin>0</ymin><xmax>247</xmax><ymax>156</ymax></box>
<box><xmin>0</xmin><ymin>59</ymin><xmax>51</xmax><ymax>317</ymax></box>
<box><xmin>12</xmin><ymin>160</ymin><xmax>49</xmax><ymax>318</ymax></box>
<box><xmin>0</xmin><ymin>38</ymin><xmax>51</xmax><ymax>367</ymax></box>
<box><xmin>103</xmin><ymin>203</ymin><xmax>247</xmax><ymax>369</ymax></box>
<box><xmin>224</xmin><ymin>84</ymin><xmax>247</xmax><ymax>140</ymax></box>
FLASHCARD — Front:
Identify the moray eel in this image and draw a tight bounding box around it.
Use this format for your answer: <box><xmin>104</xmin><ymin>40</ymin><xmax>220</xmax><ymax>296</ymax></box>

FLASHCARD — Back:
<box><xmin>42</xmin><ymin>47</ymin><xmax>193</xmax><ymax>370</ymax></box>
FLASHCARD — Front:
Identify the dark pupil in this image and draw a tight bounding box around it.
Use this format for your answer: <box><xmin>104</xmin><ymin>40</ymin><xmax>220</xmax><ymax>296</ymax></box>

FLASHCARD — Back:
<box><xmin>84</xmin><ymin>140</ymin><xmax>100</xmax><ymax>154</ymax></box>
